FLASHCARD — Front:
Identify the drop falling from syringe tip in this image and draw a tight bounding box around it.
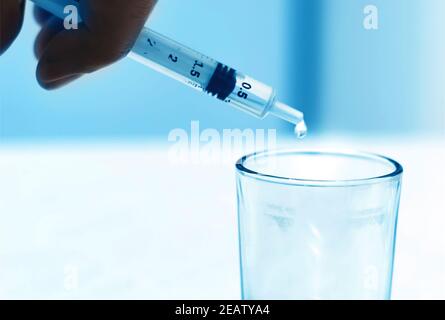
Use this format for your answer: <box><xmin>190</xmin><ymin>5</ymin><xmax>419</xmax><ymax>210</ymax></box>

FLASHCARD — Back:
<box><xmin>294</xmin><ymin>120</ymin><xmax>308</xmax><ymax>139</ymax></box>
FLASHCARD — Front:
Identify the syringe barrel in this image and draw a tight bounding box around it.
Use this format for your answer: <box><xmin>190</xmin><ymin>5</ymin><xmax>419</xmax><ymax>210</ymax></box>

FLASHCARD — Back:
<box><xmin>30</xmin><ymin>0</ymin><xmax>280</xmax><ymax>119</ymax></box>
<box><xmin>130</xmin><ymin>29</ymin><xmax>276</xmax><ymax>118</ymax></box>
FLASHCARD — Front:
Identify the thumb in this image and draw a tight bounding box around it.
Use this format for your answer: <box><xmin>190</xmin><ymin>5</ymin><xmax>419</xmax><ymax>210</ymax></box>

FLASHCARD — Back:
<box><xmin>0</xmin><ymin>0</ymin><xmax>26</xmax><ymax>55</ymax></box>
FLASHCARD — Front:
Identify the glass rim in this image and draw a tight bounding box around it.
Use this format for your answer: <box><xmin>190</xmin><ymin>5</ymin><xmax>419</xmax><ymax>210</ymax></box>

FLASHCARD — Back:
<box><xmin>236</xmin><ymin>149</ymin><xmax>404</xmax><ymax>187</ymax></box>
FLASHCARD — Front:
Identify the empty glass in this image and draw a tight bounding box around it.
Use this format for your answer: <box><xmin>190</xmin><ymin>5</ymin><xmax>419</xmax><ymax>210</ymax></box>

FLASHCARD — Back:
<box><xmin>236</xmin><ymin>150</ymin><xmax>403</xmax><ymax>300</ymax></box>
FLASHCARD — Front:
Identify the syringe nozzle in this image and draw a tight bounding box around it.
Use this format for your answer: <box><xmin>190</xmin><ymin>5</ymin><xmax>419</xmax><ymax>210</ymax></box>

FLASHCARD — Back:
<box><xmin>270</xmin><ymin>101</ymin><xmax>307</xmax><ymax>138</ymax></box>
<box><xmin>270</xmin><ymin>101</ymin><xmax>304</xmax><ymax>124</ymax></box>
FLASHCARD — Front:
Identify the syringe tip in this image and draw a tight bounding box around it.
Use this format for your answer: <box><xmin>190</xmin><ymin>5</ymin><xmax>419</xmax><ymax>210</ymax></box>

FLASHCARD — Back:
<box><xmin>270</xmin><ymin>101</ymin><xmax>307</xmax><ymax>138</ymax></box>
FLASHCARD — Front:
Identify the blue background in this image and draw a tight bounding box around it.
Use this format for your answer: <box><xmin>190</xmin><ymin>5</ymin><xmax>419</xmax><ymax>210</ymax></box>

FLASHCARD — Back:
<box><xmin>0</xmin><ymin>0</ymin><xmax>444</xmax><ymax>141</ymax></box>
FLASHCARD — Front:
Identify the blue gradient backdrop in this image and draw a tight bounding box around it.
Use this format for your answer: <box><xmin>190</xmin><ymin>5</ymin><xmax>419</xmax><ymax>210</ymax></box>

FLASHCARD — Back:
<box><xmin>0</xmin><ymin>0</ymin><xmax>443</xmax><ymax>141</ymax></box>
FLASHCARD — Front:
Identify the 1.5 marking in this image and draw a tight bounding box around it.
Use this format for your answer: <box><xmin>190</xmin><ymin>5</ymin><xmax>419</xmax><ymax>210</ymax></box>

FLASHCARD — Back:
<box><xmin>191</xmin><ymin>60</ymin><xmax>204</xmax><ymax>78</ymax></box>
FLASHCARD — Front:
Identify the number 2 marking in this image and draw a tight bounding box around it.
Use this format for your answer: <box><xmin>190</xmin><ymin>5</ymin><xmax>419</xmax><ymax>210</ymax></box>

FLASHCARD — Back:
<box><xmin>168</xmin><ymin>54</ymin><xmax>178</xmax><ymax>63</ymax></box>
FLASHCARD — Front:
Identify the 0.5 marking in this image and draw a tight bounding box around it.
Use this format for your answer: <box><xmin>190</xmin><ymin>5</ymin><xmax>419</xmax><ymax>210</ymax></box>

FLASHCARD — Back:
<box><xmin>237</xmin><ymin>82</ymin><xmax>252</xmax><ymax>99</ymax></box>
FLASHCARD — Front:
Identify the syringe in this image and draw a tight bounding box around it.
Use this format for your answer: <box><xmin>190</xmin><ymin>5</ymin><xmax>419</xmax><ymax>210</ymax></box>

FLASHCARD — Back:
<box><xmin>30</xmin><ymin>0</ymin><xmax>307</xmax><ymax>137</ymax></box>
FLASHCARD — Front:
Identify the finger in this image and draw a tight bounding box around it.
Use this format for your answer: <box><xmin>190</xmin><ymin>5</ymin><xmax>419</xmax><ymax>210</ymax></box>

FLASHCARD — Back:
<box><xmin>41</xmin><ymin>74</ymin><xmax>83</xmax><ymax>90</ymax></box>
<box><xmin>34</xmin><ymin>6</ymin><xmax>53</xmax><ymax>26</ymax></box>
<box><xmin>82</xmin><ymin>0</ymin><xmax>157</xmax><ymax>38</ymax></box>
<box><xmin>36</xmin><ymin>27</ymin><xmax>93</xmax><ymax>89</ymax></box>
<box><xmin>81</xmin><ymin>0</ymin><xmax>158</xmax><ymax>59</ymax></box>
<box><xmin>37</xmin><ymin>0</ymin><xmax>157</xmax><ymax>89</ymax></box>
<box><xmin>34</xmin><ymin>17</ymin><xmax>64</xmax><ymax>59</ymax></box>
<box><xmin>0</xmin><ymin>0</ymin><xmax>26</xmax><ymax>55</ymax></box>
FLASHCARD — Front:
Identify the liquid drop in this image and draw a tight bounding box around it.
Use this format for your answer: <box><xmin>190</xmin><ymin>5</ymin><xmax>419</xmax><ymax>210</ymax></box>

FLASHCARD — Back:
<box><xmin>294</xmin><ymin>120</ymin><xmax>308</xmax><ymax>139</ymax></box>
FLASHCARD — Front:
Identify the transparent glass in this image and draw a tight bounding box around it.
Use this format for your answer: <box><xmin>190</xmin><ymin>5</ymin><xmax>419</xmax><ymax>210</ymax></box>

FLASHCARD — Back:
<box><xmin>236</xmin><ymin>150</ymin><xmax>403</xmax><ymax>300</ymax></box>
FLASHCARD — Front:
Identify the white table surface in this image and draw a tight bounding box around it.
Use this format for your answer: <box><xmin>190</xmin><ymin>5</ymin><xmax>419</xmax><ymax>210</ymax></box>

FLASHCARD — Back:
<box><xmin>0</xmin><ymin>135</ymin><xmax>444</xmax><ymax>299</ymax></box>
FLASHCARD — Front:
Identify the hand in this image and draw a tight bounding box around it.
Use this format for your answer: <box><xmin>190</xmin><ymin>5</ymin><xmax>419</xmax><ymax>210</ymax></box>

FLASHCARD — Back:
<box><xmin>1</xmin><ymin>0</ymin><xmax>157</xmax><ymax>89</ymax></box>
<box><xmin>0</xmin><ymin>0</ymin><xmax>26</xmax><ymax>55</ymax></box>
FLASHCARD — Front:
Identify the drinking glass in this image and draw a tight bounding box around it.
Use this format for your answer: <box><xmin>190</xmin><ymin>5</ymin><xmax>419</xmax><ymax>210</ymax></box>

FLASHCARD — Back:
<box><xmin>236</xmin><ymin>150</ymin><xmax>403</xmax><ymax>300</ymax></box>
